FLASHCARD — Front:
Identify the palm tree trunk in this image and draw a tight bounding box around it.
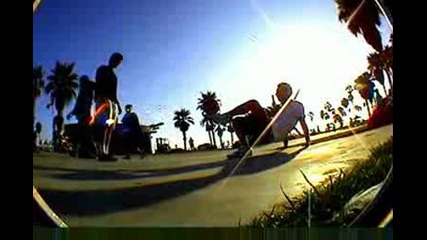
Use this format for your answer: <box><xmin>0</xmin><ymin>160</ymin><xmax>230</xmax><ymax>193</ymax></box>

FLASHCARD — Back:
<box><xmin>365</xmin><ymin>99</ymin><xmax>372</xmax><ymax>117</ymax></box>
<box><xmin>385</xmin><ymin>69</ymin><xmax>393</xmax><ymax>91</ymax></box>
<box><xmin>52</xmin><ymin>116</ymin><xmax>58</xmax><ymax>152</ymax></box>
<box><xmin>219</xmin><ymin>136</ymin><xmax>224</xmax><ymax>149</ymax></box>
<box><xmin>208</xmin><ymin>129</ymin><xmax>213</xmax><ymax>145</ymax></box>
<box><xmin>53</xmin><ymin>108</ymin><xmax>65</xmax><ymax>152</ymax></box>
<box><xmin>211</xmin><ymin>129</ymin><xmax>217</xmax><ymax>148</ymax></box>
<box><xmin>182</xmin><ymin>131</ymin><xmax>187</xmax><ymax>151</ymax></box>
<box><xmin>58</xmin><ymin>110</ymin><xmax>64</xmax><ymax>133</ymax></box>
<box><xmin>209</xmin><ymin>120</ymin><xmax>217</xmax><ymax>148</ymax></box>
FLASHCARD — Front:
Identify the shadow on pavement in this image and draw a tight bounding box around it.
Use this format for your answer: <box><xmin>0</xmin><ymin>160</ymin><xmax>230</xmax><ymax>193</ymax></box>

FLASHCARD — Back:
<box><xmin>38</xmin><ymin>148</ymin><xmax>304</xmax><ymax>216</ymax></box>
<box><xmin>35</xmin><ymin>159</ymin><xmax>228</xmax><ymax>181</ymax></box>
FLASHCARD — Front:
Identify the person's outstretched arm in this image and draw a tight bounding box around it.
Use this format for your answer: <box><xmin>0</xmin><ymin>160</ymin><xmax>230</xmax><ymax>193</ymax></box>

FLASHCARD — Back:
<box><xmin>299</xmin><ymin>117</ymin><xmax>310</xmax><ymax>148</ymax></box>
<box><xmin>114</xmin><ymin>97</ymin><xmax>122</xmax><ymax>115</ymax></box>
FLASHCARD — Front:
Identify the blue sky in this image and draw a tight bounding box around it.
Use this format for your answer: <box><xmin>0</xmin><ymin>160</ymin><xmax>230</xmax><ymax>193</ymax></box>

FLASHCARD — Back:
<box><xmin>33</xmin><ymin>0</ymin><xmax>392</xmax><ymax>149</ymax></box>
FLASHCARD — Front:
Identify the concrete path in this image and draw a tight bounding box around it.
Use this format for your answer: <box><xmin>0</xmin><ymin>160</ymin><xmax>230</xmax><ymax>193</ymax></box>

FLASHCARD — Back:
<box><xmin>33</xmin><ymin>125</ymin><xmax>392</xmax><ymax>226</ymax></box>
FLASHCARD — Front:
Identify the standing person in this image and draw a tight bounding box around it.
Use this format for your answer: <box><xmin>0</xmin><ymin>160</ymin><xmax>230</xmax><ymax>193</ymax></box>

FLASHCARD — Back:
<box><xmin>188</xmin><ymin>137</ymin><xmax>195</xmax><ymax>151</ymax></box>
<box><xmin>67</xmin><ymin>75</ymin><xmax>96</xmax><ymax>158</ymax></box>
<box><xmin>218</xmin><ymin>82</ymin><xmax>310</xmax><ymax>158</ymax></box>
<box><xmin>52</xmin><ymin>115</ymin><xmax>64</xmax><ymax>152</ymax></box>
<box><xmin>33</xmin><ymin>122</ymin><xmax>42</xmax><ymax>152</ymax></box>
<box><xmin>92</xmin><ymin>52</ymin><xmax>124</xmax><ymax>161</ymax></box>
<box><xmin>121</xmin><ymin>104</ymin><xmax>145</xmax><ymax>159</ymax></box>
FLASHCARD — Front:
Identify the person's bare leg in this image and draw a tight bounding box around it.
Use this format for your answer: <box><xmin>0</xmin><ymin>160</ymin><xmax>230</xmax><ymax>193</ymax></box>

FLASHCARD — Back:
<box><xmin>105</xmin><ymin>125</ymin><xmax>115</xmax><ymax>156</ymax></box>
<box><xmin>105</xmin><ymin>127</ymin><xmax>111</xmax><ymax>155</ymax></box>
<box><xmin>275</xmin><ymin>136</ymin><xmax>289</xmax><ymax>150</ymax></box>
<box><xmin>223</xmin><ymin>100</ymin><xmax>265</xmax><ymax>118</ymax></box>
<box><xmin>102</xmin><ymin>126</ymin><xmax>109</xmax><ymax>155</ymax></box>
<box><xmin>283</xmin><ymin>136</ymin><xmax>289</xmax><ymax>148</ymax></box>
<box><xmin>231</xmin><ymin>117</ymin><xmax>249</xmax><ymax>147</ymax></box>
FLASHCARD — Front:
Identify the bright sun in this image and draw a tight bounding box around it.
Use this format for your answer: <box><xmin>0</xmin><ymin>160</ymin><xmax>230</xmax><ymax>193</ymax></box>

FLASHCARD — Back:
<box><xmin>219</xmin><ymin>21</ymin><xmax>373</xmax><ymax>127</ymax></box>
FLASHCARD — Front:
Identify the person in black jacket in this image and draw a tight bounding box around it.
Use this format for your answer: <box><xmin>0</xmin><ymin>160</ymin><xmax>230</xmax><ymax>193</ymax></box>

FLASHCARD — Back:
<box><xmin>122</xmin><ymin>104</ymin><xmax>145</xmax><ymax>159</ymax></box>
<box><xmin>67</xmin><ymin>75</ymin><xmax>96</xmax><ymax>158</ymax></box>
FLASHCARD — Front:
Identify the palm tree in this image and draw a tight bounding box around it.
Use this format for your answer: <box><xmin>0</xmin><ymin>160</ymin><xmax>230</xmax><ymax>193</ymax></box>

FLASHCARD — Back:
<box><xmin>324</xmin><ymin>102</ymin><xmax>333</xmax><ymax>112</ymax></box>
<box><xmin>335</xmin><ymin>0</ymin><xmax>384</xmax><ymax>52</ymax></box>
<box><xmin>367</xmin><ymin>51</ymin><xmax>388</xmax><ymax>95</ymax></box>
<box><xmin>341</xmin><ymin>98</ymin><xmax>349</xmax><ymax>109</ymax></box>
<box><xmin>33</xmin><ymin>65</ymin><xmax>45</xmax><ymax>126</ymax></box>
<box><xmin>381</xmin><ymin>45</ymin><xmax>393</xmax><ymax>90</ymax></box>
<box><xmin>45</xmin><ymin>61</ymin><xmax>78</xmax><ymax>150</ymax></box>
<box><xmin>320</xmin><ymin>110</ymin><xmax>331</xmax><ymax>131</ymax></box>
<box><xmin>320</xmin><ymin>110</ymin><xmax>330</xmax><ymax>121</ymax></box>
<box><xmin>173</xmin><ymin>108</ymin><xmax>195</xmax><ymax>151</ymax></box>
<box><xmin>337</xmin><ymin>106</ymin><xmax>347</xmax><ymax>117</ymax></box>
<box><xmin>345</xmin><ymin>86</ymin><xmax>355</xmax><ymax>116</ymax></box>
<box><xmin>338</xmin><ymin>105</ymin><xmax>349</xmax><ymax>127</ymax></box>
<box><xmin>345</xmin><ymin>85</ymin><xmax>355</xmax><ymax>104</ymax></box>
<box><xmin>307</xmin><ymin>111</ymin><xmax>317</xmax><ymax>133</ymax></box>
<box><xmin>333</xmin><ymin>113</ymin><xmax>344</xmax><ymax>129</ymax></box>
<box><xmin>197</xmin><ymin>91</ymin><xmax>221</xmax><ymax>116</ymax></box>
<box><xmin>197</xmin><ymin>91</ymin><xmax>221</xmax><ymax>148</ymax></box>
<box><xmin>200</xmin><ymin>116</ymin><xmax>214</xmax><ymax>145</ymax></box>
<box><xmin>308</xmin><ymin>111</ymin><xmax>314</xmax><ymax>122</ymax></box>
<box><xmin>354</xmin><ymin>105</ymin><xmax>363</xmax><ymax>112</ymax></box>
<box><xmin>345</xmin><ymin>85</ymin><xmax>353</xmax><ymax>94</ymax></box>
<box><xmin>226</xmin><ymin>123</ymin><xmax>235</xmax><ymax>145</ymax></box>
<box><xmin>324</xmin><ymin>102</ymin><xmax>336</xmax><ymax>128</ymax></box>
<box><xmin>215</xmin><ymin>125</ymin><xmax>225</xmax><ymax>149</ymax></box>
<box><xmin>354</xmin><ymin>72</ymin><xmax>374</xmax><ymax>117</ymax></box>
<box><xmin>33</xmin><ymin>121</ymin><xmax>43</xmax><ymax>152</ymax></box>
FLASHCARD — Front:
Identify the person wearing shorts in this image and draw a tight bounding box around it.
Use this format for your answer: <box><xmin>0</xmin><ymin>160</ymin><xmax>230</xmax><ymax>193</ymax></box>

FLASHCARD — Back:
<box><xmin>218</xmin><ymin>82</ymin><xmax>310</xmax><ymax>158</ymax></box>
<box><xmin>92</xmin><ymin>52</ymin><xmax>124</xmax><ymax>161</ymax></box>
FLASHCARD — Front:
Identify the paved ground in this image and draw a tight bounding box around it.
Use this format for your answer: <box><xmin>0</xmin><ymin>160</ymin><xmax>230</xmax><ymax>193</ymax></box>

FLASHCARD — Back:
<box><xmin>33</xmin><ymin>125</ymin><xmax>392</xmax><ymax>227</ymax></box>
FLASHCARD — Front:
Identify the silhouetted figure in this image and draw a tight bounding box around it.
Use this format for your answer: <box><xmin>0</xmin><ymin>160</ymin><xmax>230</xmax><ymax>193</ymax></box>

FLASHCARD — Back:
<box><xmin>52</xmin><ymin>115</ymin><xmax>64</xmax><ymax>152</ymax></box>
<box><xmin>121</xmin><ymin>104</ymin><xmax>145</xmax><ymax>159</ymax></box>
<box><xmin>33</xmin><ymin>122</ymin><xmax>42</xmax><ymax>152</ymax></box>
<box><xmin>67</xmin><ymin>75</ymin><xmax>96</xmax><ymax>159</ymax></box>
<box><xmin>188</xmin><ymin>137</ymin><xmax>195</xmax><ymax>151</ymax></box>
<box><xmin>218</xmin><ymin>82</ymin><xmax>310</xmax><ymax>158</ymax></box>
<box><xmin>42</xmin><ymin>140</ymin><xmax>48</xmax><ymax>151</ymax></box>
<box><xmin>92</xmin><ymin>53</ymin><xmax>124</xmax><ymax>161</ymax></box>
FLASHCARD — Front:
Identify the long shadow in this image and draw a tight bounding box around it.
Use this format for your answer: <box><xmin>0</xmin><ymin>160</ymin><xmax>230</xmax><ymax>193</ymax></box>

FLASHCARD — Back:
<box><xmin>39</xmin><ymin>148</ymin><xmax>304</xmax><ymax>216</ymax></box>
<box><xmin>34</xmin><ymin>159</ymin><xmax>229</xmax><ymax>181</ymax></box>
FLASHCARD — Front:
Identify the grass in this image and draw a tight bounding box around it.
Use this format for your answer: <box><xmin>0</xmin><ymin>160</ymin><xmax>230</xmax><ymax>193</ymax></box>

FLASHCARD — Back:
<box><xmin>247</xmin><ymin>137</ymin><xmax>393</xmax><ymax>227</ymax></box>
